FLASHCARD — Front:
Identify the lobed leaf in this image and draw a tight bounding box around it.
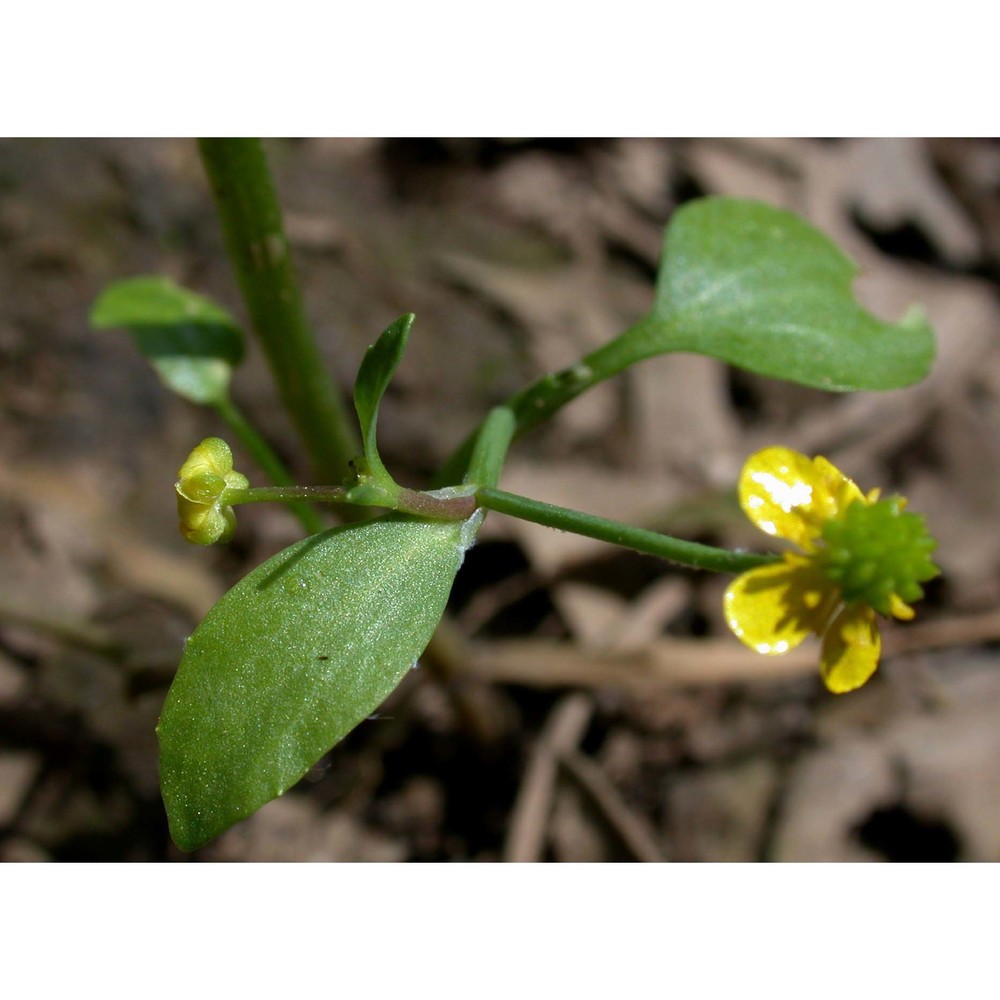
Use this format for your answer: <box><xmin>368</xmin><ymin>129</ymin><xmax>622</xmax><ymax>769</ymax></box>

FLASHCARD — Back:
<box><xmin>157</xmin><ymin>512</ymin><xmax>477</xmax><ymax>851</ymax></box>
<box><xmin>91</xmin><ymin>276</ymin><xmax>243</xmax><ymax>405</ymax></box>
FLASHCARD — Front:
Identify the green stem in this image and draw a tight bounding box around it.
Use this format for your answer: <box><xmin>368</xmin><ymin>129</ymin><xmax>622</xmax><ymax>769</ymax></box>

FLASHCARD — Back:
<box><xmin>228</xmin><ymin>470</ymin><xmax>773</xmax><ymax>569</ymax></box>
<box><xmin>229</xmin><ymin>484</ymin><xmax>477</xmax><ymax>522</ymax></box>
<box><xmin>215</xmin><ymin>394</ymin><xmax>324</xmax><ymax>535</ymax></box>
<box><xmin>230</xmin><ymin>485</ymin><xmax>349</xmax><ymax>505</ymax></box>
<box><xmin>197</xmin><ymin>139</ymin><xmax>359</xmax><ymax>482</ymax></box>
<box><xmin>436</xmin><ymin>316</ymin><xmax>663</xmax><ymax>486</ymax></box>
<box><xmin>464</xmin><ymin>406</ymin><xmax>516</xmax><ymax>489</ymax></box>
<box><xmin>475</xmin><ymin>486</ymin><xmax>777</xmax><ymax>574</ymax></box>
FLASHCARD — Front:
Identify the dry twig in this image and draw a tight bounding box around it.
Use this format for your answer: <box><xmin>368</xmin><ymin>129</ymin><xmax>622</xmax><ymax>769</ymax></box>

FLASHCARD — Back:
<box><xmin>559</xmin><ymin>750</ymin><xmax>665</xmax><ymax>862</ymax></box>
<box><xmin>503</xmin><ymin>693</ymin><xmax>593</xmax><ymax>862</ymax></box>
<box><xmin>471</xmin><ymin>609</ymin><xmax>1000</xmax><ymax>693</ymax></box>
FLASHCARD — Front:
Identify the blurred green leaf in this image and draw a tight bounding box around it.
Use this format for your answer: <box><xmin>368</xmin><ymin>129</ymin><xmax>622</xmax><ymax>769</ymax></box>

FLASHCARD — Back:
<box><xmin>157</xmin><ymin>511</ymin><xmax>477</xmax><ymax>851</ymax></box>
<box><xmin>353</xmin><ymin>313</ymin><xmax>413</xmax><ymax>483</ymax></box>
<box><xmin>91</xmin><ymin>276</ymin><xmax>243</xmax><ymax>405</ymax></box>
<box><xmin>626</xmin><ymin>198</ymin><xmax>935</xmax><ymax>391</ymax></box>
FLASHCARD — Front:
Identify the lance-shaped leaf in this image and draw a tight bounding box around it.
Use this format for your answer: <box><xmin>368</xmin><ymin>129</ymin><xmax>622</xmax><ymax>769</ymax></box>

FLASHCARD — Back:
<box><xmin>620</xmin><ymin>197</ymin><xmax>934</xmax><ymax>391</ymax></box>
<box><xmin>353</xmin><ymin>313</ymin><xmax>414</xmax><ymax>484</ymax></box>
<box><xmin>157</xmin><ymin>511</ymin><xmax>478</xmax><ymax>851</ymax></box>
<box><xmin>91</xmin><ymin>276</ymin><xmax>243</xmax><ymax>405</ymax></box>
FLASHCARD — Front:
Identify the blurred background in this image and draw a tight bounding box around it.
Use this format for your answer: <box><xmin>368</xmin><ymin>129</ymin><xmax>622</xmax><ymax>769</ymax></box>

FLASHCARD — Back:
<box><xmin>1</xmin><ymin>137</ymin><xmax>998</xmax><ymax>861</ymax></box>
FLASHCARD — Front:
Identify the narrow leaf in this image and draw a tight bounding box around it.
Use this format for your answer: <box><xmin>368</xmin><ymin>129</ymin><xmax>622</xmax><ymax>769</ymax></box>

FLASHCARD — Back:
<box><xmin>157</xmin><ymin>512</ymin><xmax>477</xmax><ymax>851</ymax></box>
<box><xmin>353</xmin><ymin>314</ymin><xmax>414</xmax><ymax>481</ymax></box>
<box><xmin>91</xmin><ymin>276</ymin><xmax>243</xmax><ymax>405</ymax></box>
<box><xmin>627</xmin><ymin>198</ymin><xmax>935</xmax><ymax>391</ymax></box>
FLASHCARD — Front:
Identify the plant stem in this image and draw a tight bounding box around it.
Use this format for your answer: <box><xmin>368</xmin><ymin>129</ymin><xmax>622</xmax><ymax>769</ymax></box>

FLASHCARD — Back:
<box><xmin>229</xmin><ymin>484</ymin><xmax>350</xmax><ymax>506</ymax></box>
<box><xmin>435</xmin><ymin>315</ymin><xmax>664</xmax><ymax>486</ymax></box>
<box><xmin>215</xmin><ymin>394</ymin><xmax>324</xmax><ymax>535</ymax></box>
<box><xmin>197</xmin><ymin>139</ymin><xmax>359</xmax><ymax>483</ymax></box>
<box><xmin>230</xmin><ymin>472</ymin><xmax>771</xmax><ymax>570</ymax></box>
<box><xmin>230</xmin><ymin>484</ymin><xmax>477</xmax><ymax>522</ymax></box>
<box><xmin>475</xmin><ymin>486</ymin><xmax>777</xmax><ymax>574</ymax></box>
<box><xmin>464</xmin><ymin>406</ymin><xmax>516</xmax><ymax>489</ymax></box>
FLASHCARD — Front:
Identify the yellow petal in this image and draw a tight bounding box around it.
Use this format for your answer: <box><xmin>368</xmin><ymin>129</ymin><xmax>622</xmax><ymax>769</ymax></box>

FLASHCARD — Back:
<box><xmin>178</xmin><ymin>437</ymin><xmax>234</xmax><ymax>482</ymax></box>
<box><xmin>177</xmin><ymin>495</ymin><xmax>233</xmax><ymax>545</ymax></box>
<box><xmin>724</xmin><ymin>559</ymin><xmax>836</xmax><ymax>655</ymax></box>
<box><xmin>820</xmin><ymin>604</ymin><xmax>881</xmax><ymax>693</ymax></box>
<box><xmin>889</xmin><ymin>594</ymin><xmax>915</xmax><ymax>621</ymax></box>
<box><xmin>739</xmin><ymin>447</ymin><xmax>866</xmax><ymax>550</ymax></box>
<box><xmin>176</xmin><ymin>471</ymin><xmax>227</xmax><ymax>504</ymax></box>
<box><xmin>812</xmin><ymin>455</ymin><xmax>867</xmax><ymax>513</ymax></box>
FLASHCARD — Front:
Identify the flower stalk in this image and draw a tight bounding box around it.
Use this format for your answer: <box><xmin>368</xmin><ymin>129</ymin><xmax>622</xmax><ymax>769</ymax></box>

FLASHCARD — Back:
<box><xmin>213</xmin><ymin>394</ymin><xmax>324</xmax><ymax>535</ymax></box>
<box><xmin>474</xmin><ymin>487</ymin><xmax>777</xmax><ymax>574</ymax></box>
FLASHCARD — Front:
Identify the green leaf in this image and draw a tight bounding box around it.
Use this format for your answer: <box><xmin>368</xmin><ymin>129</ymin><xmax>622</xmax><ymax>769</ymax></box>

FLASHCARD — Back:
<box><xmin>433</xmin><ymin>198</ymin><xmax>938</xmax><ymax>489</ymax></box>
<box><xmin>626</xmin><ymin>197</ymin><xmax>935</xmax><ymax>391</ymax></box>
<box><xmin>91</xmin><ymin>276</ymin><xmax>244</xmax><ymax>405</ymax></box>
<box><xmin>353</xmin><ymin>313</ymin><xmax>414</xmax><ymax>483</ymax></box>
<box><xmin>157</xmin><ymin>512</ymin><xmax>478</xmax><ymax>851</ymax></box>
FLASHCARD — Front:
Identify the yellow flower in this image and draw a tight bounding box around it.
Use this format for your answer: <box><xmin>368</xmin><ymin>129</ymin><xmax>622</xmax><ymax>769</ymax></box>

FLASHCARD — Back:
<box><xmin>175</xmin><ymin>438</ymin><xmax>248</xmax><ymax>545</ymax></box>
<box><xmin>724</xmin><ymin>447</ymin><xmax>938</xmax><ymax>693</ymax></box>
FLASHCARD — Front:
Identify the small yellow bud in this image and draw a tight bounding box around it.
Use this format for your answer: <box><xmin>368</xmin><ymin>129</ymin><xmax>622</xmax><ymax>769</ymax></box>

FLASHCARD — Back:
<box><xmin>175</xmin><ymin>438</ymin><xmax>248</xmax><ymax>545</ymax></box>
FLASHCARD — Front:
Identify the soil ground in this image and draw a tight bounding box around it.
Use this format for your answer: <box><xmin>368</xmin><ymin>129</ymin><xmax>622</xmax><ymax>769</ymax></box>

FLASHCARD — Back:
<box><xmin>1</xmin><ymin>137</ymin><xmax>999</xmax><ymax>862</ymax></box>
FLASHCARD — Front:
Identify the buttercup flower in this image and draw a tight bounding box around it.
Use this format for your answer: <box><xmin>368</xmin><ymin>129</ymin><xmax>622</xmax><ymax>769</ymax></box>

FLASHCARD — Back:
<box><xmin>724</xmin><ymin>447</ymin><xmax>939</xmax><ymax>693</ymax></box>
<box><xmin>175</xmin><ymin>437</ymin><xmax>248</xmax><ymax>545</ymax></box>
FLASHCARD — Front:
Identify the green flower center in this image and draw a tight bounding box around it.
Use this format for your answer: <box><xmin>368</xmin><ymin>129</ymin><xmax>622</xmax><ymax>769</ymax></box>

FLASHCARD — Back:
<box><xmin>819</xmin><ymin>497</ymin><xmax>939</xmax><ymax>616</ymax></box>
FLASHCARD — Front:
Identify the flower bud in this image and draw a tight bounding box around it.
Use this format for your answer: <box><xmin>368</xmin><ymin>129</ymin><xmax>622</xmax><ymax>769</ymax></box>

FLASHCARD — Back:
<box><xmin>175</xmin><ymin>438</ymin><xmax>248</xmax><ymax>545</ymax></box>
